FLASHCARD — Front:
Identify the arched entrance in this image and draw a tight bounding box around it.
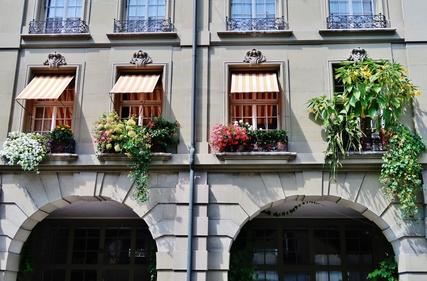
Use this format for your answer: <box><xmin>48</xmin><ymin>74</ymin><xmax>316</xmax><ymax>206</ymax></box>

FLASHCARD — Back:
<box><xmin>16</xmin><ymin>200</ymin><xmax>157</xmax><ymax>281</ymax></box>
<box><xmin>229</xmin><ymin>200</ymin><xmax>395</xmax><ymax>281</ymax></box>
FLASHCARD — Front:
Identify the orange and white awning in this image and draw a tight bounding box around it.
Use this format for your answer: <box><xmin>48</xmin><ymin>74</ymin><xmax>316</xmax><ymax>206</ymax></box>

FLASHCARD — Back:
<box><xmin>16</xmin><ymin>75</ymin><xmax>74</xmax><ymax>100</ymax></box>
<box><xmin>230</xmin><ymin>73</ymin><xmax>279</xmax><ymax>93</ymax></box>
<box><xmin>110</xmin><ymin>74</ymin><xmax>160</xmax><ymax>94</ymax></box>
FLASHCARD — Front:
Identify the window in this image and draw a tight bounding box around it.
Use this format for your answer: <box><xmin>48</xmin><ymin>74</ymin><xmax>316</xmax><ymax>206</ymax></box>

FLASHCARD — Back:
<box><xmin>229</xmin><ymin>72</ymin><xmax>280</xmax><ymax>130</ymax></box>
<box><xmin>111</xmin><ymin>73</ymin><xmax>163</xmax><ymax>125</ymax></box>
<box><xmin>16</xmin><ymin>75</ymin><xmax>75</xmax><ymax>134</ymax></box>
<box><xmin>231</xmin><ymin>0</ymin><xmax>276</xmax><ymax>19</ymax></box>
<box><xmin>46</xmin><ymin>0</ymin><xmax>84</xmax><ymax>19</ymax></box>
<box><xmin>329</xmin><ymin>0</ymin><xmax>374</xmax><ymax>16</ymax></box>
<box><xmin>126</xmin><ymin>0</ymin><xmax>166</xmax><ymax>20</ymax></box>
<box><xmin>18</xmin><ymin>219</ymin><xmax>156</xmax><ymax>281</ymax></box>
<box><xmin>231</xmin><ymin>219</ymin><xmax>394</xmax><ymax>281</ymax></box>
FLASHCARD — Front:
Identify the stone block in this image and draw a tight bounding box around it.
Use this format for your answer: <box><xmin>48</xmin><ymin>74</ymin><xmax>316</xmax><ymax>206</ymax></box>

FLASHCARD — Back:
<box><xmin>207</xmin><ymin>237</ymin><xmax>232</xmax><ymax>251</ymax></box>
<box><xmin>193</xmin><ymin>250</ymin><xmax>208</xmax><ymax>270</ymax></box>
<box><xmin>208</xmin><ymin>251</ymin><xmax>230</xmax><ymax>270</ymax></box>
<box><xmin>330</xmin><ymin>172</ymin><xmax>364</xmax><ymax>202</ymax></box>
<box><xmin>156</xmin><ymin>251</ymin><xmax>173</xmax><ymax>270</ymax></box>
<box><xmin>100</xmin><ymin>172</ymin><xmax>132</xmax><ymax>203</ymax></box>
<box><xmin>172</xmin><ymin>250</ymin><xmax>188</xmax><ymax>270</ymax></box>
<box><xmin>2</xmin><ymin>174</ymin><xmax>38</xmax><ymax>217</ymax></box>
<box><xmin>356</xmin><ymin>173</ymin><xmax>389</xmax><ymax>216</ymax></box>
<box><xmin>209</xmin><ymin>219</ymin><xmax>240</xmax><ymax>238</ymax></box>
<box><xmin>196</xmin><ymin>184</ymin><xmax>209</xmax><ymax>204</ymax></box>
<box><xmin>398</xmin><ymin>254</ymin><xmax>427</xmax><ymax>273</ymax></box>
<box><xmin>207</xmin><ymin>271</ymin><xmax>227</xmax><ymax>281</ymax></box>
<box><xmin>18</xmin><ymin>174</ymin><xmax>49</xmax><ymax>211</ymax></box>
<box><xmin>208</xmin><ymin>204</ymin><xmax>248</xmax><ymax>227</ymax></box>
<box><xmin>0</xmin><ymin>271</ymin><xmax>17</xmax><ymax>281</ymax></box>
<box><xmin>0</xmin><ymin>251</ymin><xmax>19</xmax><ymax>271</ymax></box>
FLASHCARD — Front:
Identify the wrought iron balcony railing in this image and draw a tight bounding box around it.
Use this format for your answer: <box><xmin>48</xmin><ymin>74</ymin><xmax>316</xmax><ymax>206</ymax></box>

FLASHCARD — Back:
<box><xmin>327</xmin><ymin>13</ymin><xmax>388</xmax><ymax>29</ymax></box>
<box><xmin>226</xmin><ymin>17</ymin><xmax>288</xmax><ymax>31</ymax></box>
<box><xmin>113</xmin><ymin>18</ymin><xmax>174</xmax><ymax>33</ymax></box>
<box><xmin>28</xmin><ymin>18</ymin><xmax>89</xmax><ymax>34</ymax></box>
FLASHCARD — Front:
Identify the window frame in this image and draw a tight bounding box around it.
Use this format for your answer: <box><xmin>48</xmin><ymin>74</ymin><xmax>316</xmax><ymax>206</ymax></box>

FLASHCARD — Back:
<box><xmin>224</xmin><ymin>62</ymin><xmax>289</xmax><ymax>132</ymax></box>
<box><xmin>33</xmin><ymin>0</ymin><xmax>90</xmax><ymax>22</ymax></box>
<box><xmin>324</xmin><ymin>0</ymin><xmax>388</xmax><ymax>18</ymax></box>
<box><xmin>227</xmin><ymin>0</ymin><xmax>287</xmax><ymax>20</ymax></box>
<box><xmin>17</xmin><ymin>65</ymin><xmax>82</xmax><ymax>138</ymax></box>
<box><xmin>118</xmin><ymin>0</ymin><xmax>171</xmax><ymax>20</ymax></box>
<box><xmin>111</xmin><ymin>64</ymin><xmax>171</xmax><ymax>124</ymax></box>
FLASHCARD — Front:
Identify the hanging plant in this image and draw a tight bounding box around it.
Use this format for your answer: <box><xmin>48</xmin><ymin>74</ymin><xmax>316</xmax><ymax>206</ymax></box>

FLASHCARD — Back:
<box><xmin>0</xmin><ymin>132</ymin><xmax>48</xmax><ymax>172</ymax></box>
<box><xmin>380</xmin><ymin>125</ymin><xmax>425</xmax><ymax>217</ymax></box>
<box><xmin>94</xmin><ymin>112</ymin><xmax>179</xmax><ymax>201</ymax></box>
<box><xmin>307</xmin><ymin>50</ymin><xmax>424</xmax><ymax>217</ymax></box>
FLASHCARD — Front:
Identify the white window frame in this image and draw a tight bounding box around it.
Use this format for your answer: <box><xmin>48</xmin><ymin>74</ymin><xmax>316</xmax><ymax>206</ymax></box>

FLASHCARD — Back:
<box><xmin>45</xmin><ymin>0</ymin><xmax>84</xmax><ymax>19</ymax></box>
<box><xmin>328</xmin><ymin>0</ymin><xmax>376</xmax><ymax>15</ymax></box>
<box><xmin>230</xmin><ymin>0</ymin><xmax>277</xmax><ymax>19</ymax></box>
<box><xmin>125</xmin><ymin>0</ymin><xmax>166</xmax><ymax>20</ymax></box>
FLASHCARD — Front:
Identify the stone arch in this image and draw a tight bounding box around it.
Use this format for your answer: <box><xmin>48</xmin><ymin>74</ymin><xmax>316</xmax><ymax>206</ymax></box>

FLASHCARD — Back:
<box><xmin>0</xmin><ymin>171</ymin><xmax>180</xmax><ymax>280</ymax></box>
<box><xmin>207</xmin><ymin>171</ymin><xmax>426</xmax><ymax>280</ymax></box>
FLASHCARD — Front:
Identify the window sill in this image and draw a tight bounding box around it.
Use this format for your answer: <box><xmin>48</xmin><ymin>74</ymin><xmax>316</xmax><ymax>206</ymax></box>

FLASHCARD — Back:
<box><xmin>319</xmin><ymin>28</ymin><xmax>396</xmax><ymax>36</ymax></box>
<box><xmin>106</xmin><ymin>32</ymin><xmax>178</xmax><ymax>40</ymax></box>
<box><xmin>345</xmin><ymin>150</ymin><xmax>386</xmax><ymax>159</ymax></box>
<box><xmin>47</xmin><ymin>153</ymin><xmax>79</xmax><ymax>162</ymax></box>
<box><xmin>217</xmin><ymin>30</ymin><xmax>293</xmax><ymax>38</ymax></box>
<box><xmin>97</xmin><ymin>152</ymin><xmax>173</xmax><ymax>162</ymax></box>
<box><xmin>21</xmin><ymin>33</ymin><xmax>92</xmax><ymax>41</ymax></box>
<box><xmin>215</xmin><ymin>151</ymin><xmax>297</xmax><ymax>161</ymax></box>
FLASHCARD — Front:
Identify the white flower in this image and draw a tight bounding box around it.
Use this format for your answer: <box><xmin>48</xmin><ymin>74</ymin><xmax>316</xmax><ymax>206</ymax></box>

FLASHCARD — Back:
<box><xmin>0</xmin><ymin>132</ymin><xmax>47</xmax><ymax>172</ymax></box>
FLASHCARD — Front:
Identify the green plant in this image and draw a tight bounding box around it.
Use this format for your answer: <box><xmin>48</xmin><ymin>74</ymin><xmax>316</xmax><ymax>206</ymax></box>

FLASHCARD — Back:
<box><xmin>49</xmin><ymin>124</ymin><xmax>73</xmax><ymax>141</ymax></box>
<box><xmin>229</xmin><ymin>248</ymin><xmax>256</xmax><ymax>281</ymax></box>
<box><xmin>94</xmin><ymin>113</ymin><xmax>179</xmax><ymax>201</ymax></box>
<box><xmin>380</xmin><ymin>125</ymin><xmax>425</xmax><ymax>217</ymax></box>
<box><xmin>368</xmin><ymin>257</ymin><xmax>398</xmax><ymax>281</ymax></box>
<box><xmin>147</xmin><ymin>117</ymin><xmax>179</xmax><ymax>152</ymax></box>
<box><xmin>308</xmin><ymin>57</ymin><xmax>424</xmax><ymax>217</ymax></box>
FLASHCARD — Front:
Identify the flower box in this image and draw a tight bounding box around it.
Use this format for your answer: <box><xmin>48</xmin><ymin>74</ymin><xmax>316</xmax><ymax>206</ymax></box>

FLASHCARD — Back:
<box><xmin>215</xmin><ymin>151</ymin><xmax>297</xmax><ymax>161</ymax></box>
<box><xmin>97</xmin><ymin>152</ymin><xmax>172</xmax><ymax>162</ymax></box>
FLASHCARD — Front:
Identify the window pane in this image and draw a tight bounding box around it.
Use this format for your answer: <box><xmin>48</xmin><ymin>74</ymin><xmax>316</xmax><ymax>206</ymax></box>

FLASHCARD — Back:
<box><xmin>70</xmin><ymin>270</ymin><xmax>97</xmax><ymax>281</ymax></box>
<box><xmin>104</xmin><ymin>228</ymin><xmax>132</xmax><ymax>264</ymax></box>
<box><xmin>103</xmin><ymin>270</ymin><xmax>129</xmax><ymax>281</ymax></box>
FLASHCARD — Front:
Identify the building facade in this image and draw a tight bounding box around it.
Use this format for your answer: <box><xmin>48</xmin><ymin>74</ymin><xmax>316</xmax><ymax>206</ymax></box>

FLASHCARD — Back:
<box><xmin>1</xmin><ymin>0</ymin><xmax>427</xmax><ymax>281</ymax></box>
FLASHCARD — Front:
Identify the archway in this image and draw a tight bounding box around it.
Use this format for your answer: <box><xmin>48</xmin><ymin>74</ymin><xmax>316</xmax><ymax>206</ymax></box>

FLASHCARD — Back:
<box><xmin>229</xmin><ymin>199</ymin><xmax>395</xmax><ymax>281</ymax></box>
<box><xmin>16</xmin><ymin>200</ymin><xmax>157</xmax><ymax>281</ymax></box>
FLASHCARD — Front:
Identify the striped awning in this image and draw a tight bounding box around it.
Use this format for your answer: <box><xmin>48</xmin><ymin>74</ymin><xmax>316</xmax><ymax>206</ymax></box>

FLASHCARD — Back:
<box><xmin>16</xmin><ymin>75</ymin><xmax>74</xmax><ymax>100</ymax></box>
<box><xmin>110</xmin><ymin>74</ymin><xmax>160</xmax><ymax>94</ymax></box>
<box><xmin>230</xmin><ymin>73</ymin><xmax>279</xmax><ymax>93</ymax></box>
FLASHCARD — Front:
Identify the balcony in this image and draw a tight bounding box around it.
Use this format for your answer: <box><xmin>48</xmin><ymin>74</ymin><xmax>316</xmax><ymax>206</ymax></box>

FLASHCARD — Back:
<box><xmin>28</xmin><ymin>18</ymin><xmax>89</xmax><ymax>34</ymax></box>
<box><xmin>326</xmin><ymin>13</ymin><xmax>388</xmax><ymax>29</ymax></box>
<box><xmin>113</xmin><ymin>18</ymin><xmax>174</xmax><ymax>33</ymax></box>
<box><xmin>226</xmin><ymin>16</ymin><xmax>288</xmax><ymax>31</ymax></box>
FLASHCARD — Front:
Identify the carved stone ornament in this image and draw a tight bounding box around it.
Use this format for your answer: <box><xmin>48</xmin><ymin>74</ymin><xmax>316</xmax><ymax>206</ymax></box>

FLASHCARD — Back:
<box><xmin>43</xmin><ymin>52</ymin><xmax>67</xmax><ymax>68</ymax></box>
<box><xmin>130</xmin><ymin>50</ymin><xmax>153</xmax><ymax>67</ymax></box>
<box><xmin>348</xmin><ymin>47</ymin><xmax>368</xmax><ymax>62</ymax></box>
<box><xmin>243</xmin><ymin>49</ymin><xmax>266</xmax><ymax>64</ymax></box>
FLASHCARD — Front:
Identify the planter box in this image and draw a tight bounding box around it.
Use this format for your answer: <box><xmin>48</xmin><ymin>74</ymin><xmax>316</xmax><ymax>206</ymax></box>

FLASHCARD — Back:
<box><xmin>97</xmin><ymin>152</ymin><xmax>173</xmax><ymax>162</ymax></box>
<box><xmin>215</xmin><ymin>151</ymin><xmax>297</xmax><ymax>161</ymax></box>
<box><xmin>346</xmin><ymin>150</ymin><xmax>386</xmax><ymax>159</ymax></box>
<box><xmin>47</xmin><ymin>153</ymin><xmax>79</xmax><ymax>162</ymax></box>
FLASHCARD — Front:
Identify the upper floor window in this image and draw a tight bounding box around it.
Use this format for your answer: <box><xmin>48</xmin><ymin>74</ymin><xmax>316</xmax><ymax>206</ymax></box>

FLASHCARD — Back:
<box><xmin>28</xmin><ymin>0</ymin><xmax>88</xmax><ymax>34</ymax></box>
<box><xmin>113</xmin><ymin>0</ymin><xmax>172</xmax><ymax>32</ymax></box>
<box><xmin>111</xmin><ymin>73</ymin><xmax>163</xmax><ymax>126</ymax></box>
<box><xmin>46</xmin><ymin>0</ymin><xmax>84</xmax><ymax>19</ymax></box>
<box><xmin>126</xmin><ymin>0</ymin><xmax>165</xmax><ymax>20</ymax></box>
<box><xmin>327</xmin><ymin>0</ymin><xmax>388</xmax><ymax>29</ymax></box>
<box><xmin>229</xmin><ymin>72</ymin><xmax>280</xmax><ymax>130</ymax></box>
<box><xmin>16</xmin><ymin>75</ymin><xmax>75</xmax><ymax>133</ymax></box>
<box><xmin>227</xmin><ymin>0</ymin><xmax>287</xmax><ymax>31</ymax></box>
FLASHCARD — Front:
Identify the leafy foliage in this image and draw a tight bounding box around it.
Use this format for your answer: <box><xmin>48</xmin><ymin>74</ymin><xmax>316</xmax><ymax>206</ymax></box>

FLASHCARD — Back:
<box><xmin>368</xmin><ymin>258</ymin><xmax>398</xmax><ymax>281</ymax></box>
<box><xmin>380</xmin><ymin>125</ymin><xmax>425</xmax><ymax>217</ymax></box>
<box><xmin>308</xmin><ymin>57</ymin><xmax>424</xmax><ymax>216</ymax></box>
<box><xmin>49</xmin><ymin>124</ymin><xmax>73</xmax><ymax>141</ymax></box>
<box><xmin>94</xmin><ymin>112</ymin><xmax>179</xmax><ymax>201</ymax></box>
<box><xmin>229</xmin><ymin>249</ymin><xmax>256</xmax><ymax>281</ymax></box>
